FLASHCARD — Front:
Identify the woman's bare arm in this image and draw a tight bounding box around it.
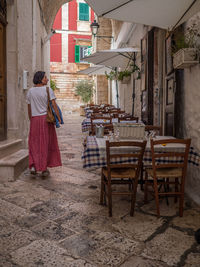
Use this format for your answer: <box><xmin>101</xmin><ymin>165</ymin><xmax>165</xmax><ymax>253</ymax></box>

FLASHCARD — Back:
<box><xmin>51</xmin><ymin>99</ymin><xmax>61</xmax><ymax>123</ymax></box>
<box><xmin>28</xmin><ymin>104</ymin><xmax>32</xmax><ymax>120</ymax></box>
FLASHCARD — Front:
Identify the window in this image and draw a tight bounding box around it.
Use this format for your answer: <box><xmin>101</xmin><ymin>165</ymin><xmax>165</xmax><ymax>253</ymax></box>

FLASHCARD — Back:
<box><xmin>79</xmin><ymin>3</ymin><xmax>89</xmax><ymax>21</ymax></box>
<box><xmin>75</xmin><ymin>45</ymin><xmax>92</xmax><ymax>63</ymax></box>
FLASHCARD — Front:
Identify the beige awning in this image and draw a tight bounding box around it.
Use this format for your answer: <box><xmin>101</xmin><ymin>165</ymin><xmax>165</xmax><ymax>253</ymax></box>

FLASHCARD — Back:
<box><xmin>85</xmin><ymin>0</ymin><xmax>200</xmax><ymax>30</ymax></box>
<box><xmin>77</xmin><ymin>65</ymin><xmax>112</xmax><ymax>75</ymax></box>
<box><xmin>81</xmin><ymin>47</ymin><xmax>140</xmax><ymax>69</ymax></box>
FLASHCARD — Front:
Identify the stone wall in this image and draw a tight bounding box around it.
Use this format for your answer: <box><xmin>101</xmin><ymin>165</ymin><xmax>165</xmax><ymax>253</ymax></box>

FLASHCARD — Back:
<box><xmin>6</xmin><ymin>0</ymin><xmax>49</xmax><ymax>146</ymax></box>
<box><xmin>50</xmin><ymin>72</ymin><xmax>92</xmax><ymax>101</ymax></box>
<box><xmin>96</xmin><ymin>75</ymin><xmax>108</xmax><ymax>104</ymax></box>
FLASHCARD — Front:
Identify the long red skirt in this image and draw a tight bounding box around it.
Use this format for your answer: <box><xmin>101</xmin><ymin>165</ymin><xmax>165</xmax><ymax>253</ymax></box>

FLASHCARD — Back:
<box><xmin>28</xmin><ymin>115</ymin><xmax>62</xmax><ymax>171</ymax></box>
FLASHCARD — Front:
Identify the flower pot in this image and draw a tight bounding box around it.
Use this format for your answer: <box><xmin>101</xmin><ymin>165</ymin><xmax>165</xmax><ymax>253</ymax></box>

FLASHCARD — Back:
<box><xmin>173</xmin><ymin>48</ymin><xmax>199</xmax><ymax>69</ymax></box>
<box><xmin>121</xmin><ymin>76</ymin><xmax>131</xmax><ymax>84</ymax></box>
<box><xmin>79</xmin><ymin>105</ymin><xmax>86</xmax><ymax>116</ymax></box>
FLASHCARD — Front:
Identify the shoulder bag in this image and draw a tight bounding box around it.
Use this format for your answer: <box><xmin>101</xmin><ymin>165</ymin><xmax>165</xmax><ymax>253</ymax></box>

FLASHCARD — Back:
<box><xmin>46</xmin><ymin>87</ymin><xmax>55</xmax><ymax>123</ymax></box>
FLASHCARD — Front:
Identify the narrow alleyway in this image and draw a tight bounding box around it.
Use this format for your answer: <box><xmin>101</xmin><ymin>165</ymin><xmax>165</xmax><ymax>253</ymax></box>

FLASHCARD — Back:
<box><xmin>0</xmin><ymin>113</ymin><xmax>200</xmax><ymax>267</ymax></box>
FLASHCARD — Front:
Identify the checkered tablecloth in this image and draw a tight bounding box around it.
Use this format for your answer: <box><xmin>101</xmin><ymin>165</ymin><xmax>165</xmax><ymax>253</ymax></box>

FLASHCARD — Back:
<box><xmin>81</xmin><ymin>118</ymin><xmax>119</xmax><ymax>133</ymax></box>
<box><xmin>82</xmin><ymin>136</ymin><xmax>200</xmax><ymax>168</ymax></box>
<box><xmin>81</xmin><ymin>118</ymin><xmax>139</xmax><ymax>133</ymax></box>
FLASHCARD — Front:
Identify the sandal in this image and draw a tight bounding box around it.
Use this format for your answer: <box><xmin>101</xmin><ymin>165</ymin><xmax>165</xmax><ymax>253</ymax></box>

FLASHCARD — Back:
<box><xmin>41</xmin><ymin>170</ymin><xmax>50</xmax><ymax>177</ymax></box>
<box><xmin>30</xmin><ymin>166</ymin><xmax>37</xmax><ymax>175</ymax></box>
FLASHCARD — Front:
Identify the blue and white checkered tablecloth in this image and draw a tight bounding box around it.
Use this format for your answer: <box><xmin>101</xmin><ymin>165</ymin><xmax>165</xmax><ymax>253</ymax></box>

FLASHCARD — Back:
<box><xmin>81</xmin><ymin>118</ymin><xmax>119</xmax><ymax>133</ymax></box>
<box><xmin>81</xmin><ymin>118</ymin><xmax>139</xmax><ymax>133</ymax></box>
<box><xmin>82</xmin><ymin>136</ymin><xmax>200</xmax><ymax>169</ymax></box>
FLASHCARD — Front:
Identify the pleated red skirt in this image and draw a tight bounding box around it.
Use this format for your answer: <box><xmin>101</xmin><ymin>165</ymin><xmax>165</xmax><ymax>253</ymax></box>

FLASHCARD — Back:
<box><xmin>28</xmin><ymin>115</ymin><xmax>62</xmax><ymax>171</ymax></box>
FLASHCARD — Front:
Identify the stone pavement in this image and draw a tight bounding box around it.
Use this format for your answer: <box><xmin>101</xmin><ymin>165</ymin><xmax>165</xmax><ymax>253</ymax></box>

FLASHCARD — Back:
<box><xmin>0</xmin><ymin>113</ymin><xmax>200</xmax><ymax>267</ymax></box>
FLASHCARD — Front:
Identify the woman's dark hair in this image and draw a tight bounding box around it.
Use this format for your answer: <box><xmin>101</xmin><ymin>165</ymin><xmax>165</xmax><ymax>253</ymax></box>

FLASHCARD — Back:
<box><xmin>33</xmin><ymin>71</ymin><xmax>45</xmax><ymax>85</ymax></box>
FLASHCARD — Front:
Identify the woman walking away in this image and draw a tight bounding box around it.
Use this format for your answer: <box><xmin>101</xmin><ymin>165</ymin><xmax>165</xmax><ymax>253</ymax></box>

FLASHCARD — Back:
<box><xmin>27</xmin><ymin>71</ymin><xmax>62</xmax><ymax>177</ymax></box>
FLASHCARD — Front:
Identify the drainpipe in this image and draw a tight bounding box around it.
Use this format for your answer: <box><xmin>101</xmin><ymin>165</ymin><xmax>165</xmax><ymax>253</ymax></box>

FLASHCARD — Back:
<box><xmin>132</xmin><ymin>52</ymin><xmax>136</xmax><ymax>115</ymax></box>
<box><xmin>114</xmin><ymin>68</ymin><xmax>119</xmax><ymax>108</ymax></box>
<box><xmin>116</xmin><ymin>80</ymin><xmax>119</xmax><ymax>108</ymax></box>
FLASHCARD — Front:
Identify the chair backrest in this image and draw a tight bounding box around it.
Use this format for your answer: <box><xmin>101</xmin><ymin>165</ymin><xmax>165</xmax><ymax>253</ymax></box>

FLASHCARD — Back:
<box><xmin>106</xmin><ymin>140</ymin><xmax>147</xmax><ymax>177</ymax></box>
<box><xmin>145</xmin><ymin>125</ymin><xmax>162</xmax><ymax>136</ymax></box>
<box><xmin>91</xmin><ymin>116</ymin><xmax>112</xmax><ymax>135</ymax></box>
<box><xmin>150</xmin><ymin>138</ymin><xmax>191</xmax><ymax>177</ymax></box>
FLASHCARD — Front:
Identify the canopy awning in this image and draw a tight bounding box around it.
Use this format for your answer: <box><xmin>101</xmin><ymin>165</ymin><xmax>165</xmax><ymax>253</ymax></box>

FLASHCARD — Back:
<box><xmin>77</xmin><ymin>65</ymin><xmax>112</xmax><ymax>75</ymax></box>
<box><xmin>85</xmin><ymin>0</ymin><xmax>200</xmax><ymax>30</ymax></box>
<box><xmin>81</xmin><ymin>47</ymin><xmax>140</xmax><ymax>69</ymax></box>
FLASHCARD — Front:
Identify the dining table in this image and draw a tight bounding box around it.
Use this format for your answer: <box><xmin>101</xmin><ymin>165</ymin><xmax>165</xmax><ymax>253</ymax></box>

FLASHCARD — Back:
<box><xmin>82</xmin><ymin>136</ymin><xmax>200</xmax><ymax>169</ymax></box>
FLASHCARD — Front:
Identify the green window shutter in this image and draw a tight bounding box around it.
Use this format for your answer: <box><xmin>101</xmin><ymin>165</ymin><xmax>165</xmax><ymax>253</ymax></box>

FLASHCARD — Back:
<box><xmin>75</xmin><ymin>45</ymin><xmax>80</xmax><ymax>63</ymax></box>
<box><xmin>79</xmin><ymin>3</ymin><xmax>89</xmax><ymax>21</ymax></box>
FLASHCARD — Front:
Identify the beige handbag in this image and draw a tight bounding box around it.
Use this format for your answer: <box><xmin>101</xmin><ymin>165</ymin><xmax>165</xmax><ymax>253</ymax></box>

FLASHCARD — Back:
<box><xmin>46</xmin><ymin>87</ymin><xmax>55</xmax><ymax>123</ymax></box>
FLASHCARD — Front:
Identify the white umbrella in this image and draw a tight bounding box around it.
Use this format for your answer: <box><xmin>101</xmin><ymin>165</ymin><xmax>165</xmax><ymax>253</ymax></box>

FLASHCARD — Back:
<box><xmin>85</xmin><ymin>0</ymin><xmax>200</xmax><ymax>30</ymax></box>
<box><xmin>77</xmin><ymin>65</ymin><xmax>112</xmax><ymax>75</ymax></box>
<box><xmin>81</xmin><ymin>47</ymin><xmax>140</xmax><ymax>69</ymax></box>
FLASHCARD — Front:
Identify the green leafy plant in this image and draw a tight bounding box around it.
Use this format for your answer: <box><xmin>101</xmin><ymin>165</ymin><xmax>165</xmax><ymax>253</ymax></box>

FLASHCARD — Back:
<box><xmin>117</xmin><ymin>70</ymin><xmax>132</xmax><ymax>81</ymax></box>
<box><xmin>105</xmin><ymin>70</ymin><xmax>118</xmax><ymax>80</ymax></box>
<box><xmin>172</xmin><ymin>23</ymin><xmax>200</xmax><ymax>55</ymax></box>
<box><xmin>75</xmin><ymin>80</ymin><xmax>95</xmax><ymax>104</ymax></box>
<box><xmin>50</xmin><ymin>79</ymin><xmax>58</xmax><ymax>91</ymax></box>
<box><xmin>171</xmin><ymin>31</ymin><xmax>189</xmax><ymax>55</ymax></box>
<box><xmin>105</xmin><ymin>63</ymin><xmax>141</xmax><ymax>82</ymax></box>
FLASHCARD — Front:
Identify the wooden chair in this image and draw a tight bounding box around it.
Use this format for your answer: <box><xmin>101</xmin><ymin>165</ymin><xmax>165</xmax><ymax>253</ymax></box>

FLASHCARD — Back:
<box><xmin>145</xmin><ymin>125</ymin><xmax>162</xmax><ymax>136</ymax></box>
<box><xmin>90</xmin><ymin>116</ymin><xmax>112</xmax><ymax>136</ymax></box>
<box><xmin>139</xmin><ymin>125</ymin><xmax>162</xmax><ymax>189</ymax></box>
<box><xmin>100</xmin><ymin>140</ymin><xmax>147</xmax><ymax>216</ymax></box>
<box><xmin>144</xmin><ymin>138</ymin><xmax>191</xmax><ymax>217</ymax></box>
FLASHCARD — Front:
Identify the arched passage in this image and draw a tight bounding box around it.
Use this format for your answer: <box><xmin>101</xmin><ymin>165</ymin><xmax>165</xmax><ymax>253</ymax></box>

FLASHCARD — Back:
<box><xmin>39</xmin><ymin>0</ymin><xmax>71</xmax><ymax>33</ymax></box>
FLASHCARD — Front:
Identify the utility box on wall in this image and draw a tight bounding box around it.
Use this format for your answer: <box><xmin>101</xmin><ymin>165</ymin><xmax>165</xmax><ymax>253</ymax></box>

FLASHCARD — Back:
<box><xmin>23</xmin><ymin>70</ymin><xmax>29</xmax><ymax>90</ymax></box>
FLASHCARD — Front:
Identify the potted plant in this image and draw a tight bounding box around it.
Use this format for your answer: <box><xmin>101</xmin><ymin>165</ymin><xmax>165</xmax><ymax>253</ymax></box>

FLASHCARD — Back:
<box><xmin>105</xmin><ymin>64</ymin><xmax>141</xmax><ymax>84</ymax></box>
<box><xmin>172</xmin><ymin>25</ymin><xmax>200</xmax><ymax>69</ymax></box>
<box><xmin>75</xmin><ymin>80</ymin><xmax>95</xmax><ymax>115</ymax></box>
<box><xmin>118</xmin><ymin>70</ymin><xmax>132</xmax><ymax>84</ymax></box>
<box><xmin>105</xmin><ymin>70</ymin><xmax>118</xmax><ymax>81</ymax></box>
<box><xmin>50</xmin><ymin>79</ymin><xmax>58</xmax><ymax>91</ymax></box>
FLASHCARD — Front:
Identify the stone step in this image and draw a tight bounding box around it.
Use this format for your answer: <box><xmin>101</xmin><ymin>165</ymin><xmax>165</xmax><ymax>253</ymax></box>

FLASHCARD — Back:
<box><xmin>0</xmin><ymin>139</ymin><xmax>23</xmax><ymax>160</ymax></box>
<box><xmin>0</xmin><ymin>149</ymin><xmax>29</xmax><ymax>181</ymax></box>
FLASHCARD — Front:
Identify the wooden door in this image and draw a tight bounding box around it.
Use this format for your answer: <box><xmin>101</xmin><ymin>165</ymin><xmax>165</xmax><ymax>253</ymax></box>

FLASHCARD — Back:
<box><xmin>165</xmin><ymin>74</ymin><xmax>175</xmax><ymax>136</ymax></box>
<box><xmin>0</xmin><ymin>21</ymin><xmax>6</xmax><ymax>140</ymax></box>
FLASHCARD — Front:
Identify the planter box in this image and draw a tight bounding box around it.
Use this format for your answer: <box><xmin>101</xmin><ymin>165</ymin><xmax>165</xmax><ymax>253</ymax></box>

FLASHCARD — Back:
<box><xmin>173</xmin><ymin>48</ymin><xmax>199</xmax><ymax>69</ymax></box>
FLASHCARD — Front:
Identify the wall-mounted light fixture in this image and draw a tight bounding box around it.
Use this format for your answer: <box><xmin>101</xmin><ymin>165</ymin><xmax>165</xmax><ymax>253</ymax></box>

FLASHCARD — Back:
<box><xmin>43</xmin><ymin>29</ymin><xmax>56</xmax><ymax>44</ymax></box>
<box><xmin>90</xmin><ymin>20</ymin><xmax>113</xmax><ymax>39</ymax></box>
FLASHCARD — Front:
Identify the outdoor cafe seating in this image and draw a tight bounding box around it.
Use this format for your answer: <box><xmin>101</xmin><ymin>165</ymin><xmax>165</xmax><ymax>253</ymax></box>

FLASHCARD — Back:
<box><xmin>81</xmin><ymin>105</ymin><xmax>200</xmax><ymax>217</ymax></box>
<box><xmin>144</xmin><ymin>138</ymin><xmax>191</xmax><ymax>217</ymax></box>
<box><xmin>100</xmin><ymin>140</ymin><xmax>146</xmax><ymax>217</ymax></box>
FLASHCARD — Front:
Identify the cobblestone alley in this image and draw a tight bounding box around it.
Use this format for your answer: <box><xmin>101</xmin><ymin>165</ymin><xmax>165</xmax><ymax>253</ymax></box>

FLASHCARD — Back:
<box><xmin>0</xmin><ymin>113</ymin><xmax>200</xmax><ymax>267</ymax></box>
